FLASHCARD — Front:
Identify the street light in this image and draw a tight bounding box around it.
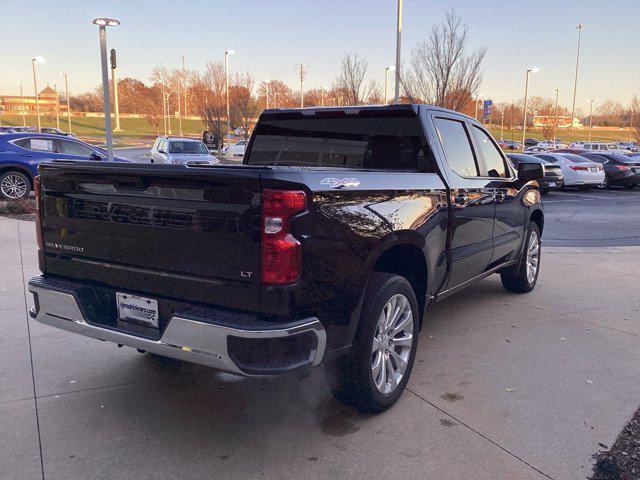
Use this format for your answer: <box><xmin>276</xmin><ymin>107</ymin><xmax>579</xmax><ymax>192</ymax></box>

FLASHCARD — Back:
<box><xmin>553</xmin><ymin>89</ymin><xmax>559</xmax><ymax>147</ymax></box>
<box><xmin>384</xmin><ymin>65</ymin><xmax>395</xmax><ymax>104</ymax></box>
<box><xmin>630</xmin><ymin>113</ymin><xmax>635</xmax><ymax>141</ymax></box>
<box><xmin>224</xmin><ymin>49</ymin><xmax>235</xmax><ymax>149</ymax></box>
<box><xmin>570</xmin><ymin>24</ymin><xmax>583</xmax><ymax>131</ymax></box>
<box><xmin>394</xmin><ymin>0</ymin><xmax>402</xmax><ymax>103</ymax></box>
<box><xmin>92</xmin><ymin>17</ymin><xmax>120</xmax><ymax>162</ymax></box>
<box><xmin>521</xmin><ymin>67</ymin><xmax>539</xmax><ymax>150</ymax></box>
<box><xmin>59</xmin><ymin>73</ymin><xmax>72</xmax><ymax>133</ymax></box>
<box><xmin>31</xmin><ymin>56</ymin><xmax>45</xmax><ymax>131</ymax></box>
<box><xmin>588</xmin><ymin>98</ymin><xmax>598</xmax><ymax>141</ymax></box>
<box><xmin>17</xmin><ymin>82</ymin><xmax>26</xmax><ymax>127</ymax></box>
<box><xmin>474</xmin><ymin>96</ymin><xmax>483</xmax><ymax>121</ymax></box>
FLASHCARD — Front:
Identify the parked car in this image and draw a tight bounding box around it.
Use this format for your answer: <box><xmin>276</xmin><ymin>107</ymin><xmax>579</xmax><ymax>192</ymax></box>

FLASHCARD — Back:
<box><xmin>0</xmin><ymin>126</ymin><xmax>18</xmax><ymax>134</ymax></box>
<box><xmin>0</xmin><ymin>132</ymin><xmax>129</xmax><ymax>199</ymax></box>
<box><xmin>39</xmin><ymin>127</ymin><xmax>76</xmax><ymax>137</ymax></box>
<box><xmin>533</xmin><ymin>152</ymin><xmax>604</xmax><ymax>189</ymax></box>
<box><xmin>222</xmin><ymin>139</ymin><xmax>248</xmax><ymax>159</ymax></box>
<box><xmin>507</xmin><ymin>153</ymin><xmax>564</xmax><ymax>193</ymax></box>
<box><xmin>498</xmin><ymin>139</ymin><xmax>522</xmax><ymax>150</ymax></box>
<box><xmin>616</xmin><ymin>142</ymin><xmax>639</xmax><ymax>152</ymax></box>
<box><xmin>536</xmin><ymin>140</ymin><xmax>569</xmax><ymax>150</ymax></box>
<box><xmin>29</xmin><ymin>104</ymin><xmax>545</xmax><ymax>413</ymax></box>
<box><xmin>579</xmin><ymin>152</ymin><xmax>640</xmax><ymax>190</ymax></box>
<box><xmin>150</xmin><ymin>137</ymin><xmax>220</xmax><ymax>164</ymax></box>
<box><xmin>524</xmin><ymin>138</ymin><xmax>539</xmax><ymax>147</ymax></box>
<box><xmin>524</xmin><ymin>146</ymin><xmax>550</xmax><ymax>153</ymax></box>
<box><xmin>571</xmin><ymin>142</ymin><xmax>626</xmax><ymax>154</ymax></box>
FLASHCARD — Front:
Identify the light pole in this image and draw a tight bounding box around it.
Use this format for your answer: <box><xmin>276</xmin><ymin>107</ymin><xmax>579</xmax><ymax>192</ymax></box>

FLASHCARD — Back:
<box><xmin>588</xmin><ymin>98</ymin><xmax>597</xmax><ymax>141</ymax></box>
<box><xmin>92</xmin><ymin>17</ymin><xmax>120</xmax><ymax>162</ymax></box>
<box><xmin>110</xmin><ymin>49</ymin><xmax>121</xmax><ymax>132</ymax></box>
<box><xmin>394</xmin><ymin>0</ymin><xmax>402</xmax><ymax>103</ymax></box>
<box><xmin>474</xmin><ymin>95</ymin><xmax>482</xmax><ymax>121</ymax></box>
<box><xmin>31</xmin><ymin>56</ymin><xmax>44</xmax><ymax>132</ymax></box>
<box><xmin>298</xmin><ymin>64</ymin><xmax>307</xmax><ymax>108</ymax></box>
<box><xmin>500</xmin><ymin>110</ymin><xmax>505</xmax><ymax>140</ymax></box>
<box><xmin>59</xmin><ymin>73</ymin><xmax>72</xmax><ymax>133</ymax></box>
<box><xmin>522</xmin><ymin>67</ymin><xmax>539</xmax><ymax>150</ymax></box>
<box><xmin>384</xmin><ymin>65</ymin><xmax>395</xmax><ymax>104</ymax></box>
<box><xmin>570</xmin><ymin>24</ymin><xmax>583</xmax><ymax>130</ymax></box>
<box><xmin>182</xmin><ymin>55</ymin><xmax>187</xmax><ymax>118</ymax></box>
<box><xmin>553</xmin><ymin>88</ymin><xmax>559</xmax><ymax>147</ymax></box>
<box><xmin>18</xmin><ymin>82</ymin><xmax>26</xmax><ymax>126</ymax></box>
<box><xmin>225</xmin><ymin>49</ymin><xmax>235</xmax><ymax>149</ymax></box>
<box><xmin>54</xmin><ymin>83</ymin><xmax>60</xmax><ymax>130</ymax></box>
<box><xmin>630</xmin><ymin>113</ymin><xmax>635</xmax><ymax>141</ymax></box>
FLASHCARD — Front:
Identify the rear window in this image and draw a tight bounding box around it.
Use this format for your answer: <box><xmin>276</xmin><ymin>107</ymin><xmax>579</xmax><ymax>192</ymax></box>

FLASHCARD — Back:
<box><xmin>562</xmin><ymin>154</ymin><xmax>592</xmax><ymax>163</ymax></box>
<box><xmin>169</xmin><ymin>141</ymin><xmax>208</xmax><ymax>154</ymax></box>
<box><xmin>247</xmin><ymin>115</ymin><xmax>435</xmax><ymax>171</ymax></box>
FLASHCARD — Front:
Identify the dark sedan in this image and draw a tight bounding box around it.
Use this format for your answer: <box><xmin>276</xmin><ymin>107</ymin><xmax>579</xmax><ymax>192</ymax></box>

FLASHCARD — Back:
<box><xmin>579</xmin><ymin>152</ymin><xmax>640</xmax><ymax>190</ymax></box>
<box><xmin>507</xmin><ymin>153</ymin><xmax>564</xmax><ymax>193</ymax></box>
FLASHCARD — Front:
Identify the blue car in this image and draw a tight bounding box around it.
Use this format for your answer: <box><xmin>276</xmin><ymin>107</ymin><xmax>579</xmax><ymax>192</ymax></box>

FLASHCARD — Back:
<box><xmin>0</xmin><ymin>133</ymin><xmax>129</xmax><ymax>199</ymax></box>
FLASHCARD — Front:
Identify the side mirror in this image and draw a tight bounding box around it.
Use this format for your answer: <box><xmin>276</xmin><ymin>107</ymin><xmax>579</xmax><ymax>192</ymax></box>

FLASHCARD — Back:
<box><xmin>518</xmin><ymin>162</ymin><xmax>545</xmax><ymax>181</ymax></box>
<box><xmin>158</xmin><ymin>149</ymin><xmax>166</xmax><ymax>154</ymax></box>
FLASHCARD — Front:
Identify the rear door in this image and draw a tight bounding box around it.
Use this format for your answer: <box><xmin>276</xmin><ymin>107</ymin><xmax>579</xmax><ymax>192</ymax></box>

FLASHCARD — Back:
<box><xmin>431</xmin><ymin>115</ymin><xmax>495</xmax><ymax>289</ymax></box>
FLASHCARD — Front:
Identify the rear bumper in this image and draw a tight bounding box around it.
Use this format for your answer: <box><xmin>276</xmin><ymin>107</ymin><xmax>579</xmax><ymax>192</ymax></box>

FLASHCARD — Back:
<box><xmin>540</xmin><ymin>177</ymin><xmax>563</xmax><ymax>190</ymax></box>
<box><xmin>28</xmin><ymin>276</ymin><xmax>326</xmax><ymax>376</ymax></box>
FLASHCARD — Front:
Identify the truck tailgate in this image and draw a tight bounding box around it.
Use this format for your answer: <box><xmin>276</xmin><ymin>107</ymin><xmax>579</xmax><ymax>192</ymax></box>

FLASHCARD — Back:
<box><xmin>39</xmin><ymin>163</ymin><xmax>262</xmax><ymax>312</ymax></box>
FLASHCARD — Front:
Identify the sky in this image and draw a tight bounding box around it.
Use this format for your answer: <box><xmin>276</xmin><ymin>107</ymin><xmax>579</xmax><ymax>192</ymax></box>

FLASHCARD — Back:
<box><xmin>1</xmin><ymin>0</ymin><xmax>639</xmax><ymax>113</ymax></box>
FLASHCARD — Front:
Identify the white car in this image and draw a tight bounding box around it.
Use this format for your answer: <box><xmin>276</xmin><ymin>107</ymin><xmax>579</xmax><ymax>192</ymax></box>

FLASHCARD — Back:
<box><xmin>533</xmin><ymin>152</ymin><xmax>604</xmax><ymax>188</ymax></box>
<box><xmin>536</xmin><ymin>140</ymin><xmax>568</xmax><ymax>150</ymax></box>
<box><xmin>223</xmin><ymin>140</ymin><xmax>248</xmax><ymax>160</ymax></box>
<box><xmin>524</xmin><ymin>146</ymin><xmax>550</xmax><ymax>153</ymax></box>
<box><xmin>616</xmin><ymin>142</ymin><xmax>639</xmax><ymax>152</ymax></box>
<box><xmin>150</xmin><ymin>137</ymin><xmax>220</xmax><ymax>165</ymax></box>
<box><xmin>571</xmin><ymin>142</ymin><xmax>626</xmax><ymax>154</ymax></box>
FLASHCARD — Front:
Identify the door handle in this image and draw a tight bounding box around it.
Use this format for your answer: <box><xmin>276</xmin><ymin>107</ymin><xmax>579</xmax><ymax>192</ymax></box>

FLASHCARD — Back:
<box><xmin>494</xmin><ymin>190</ymin><xmax>508</xmax><ymax>203</ymax></box>
<box><xmin>454</xmin><ymin>192</ymin><xmax>469</xmax><ymax>205</ymax></box>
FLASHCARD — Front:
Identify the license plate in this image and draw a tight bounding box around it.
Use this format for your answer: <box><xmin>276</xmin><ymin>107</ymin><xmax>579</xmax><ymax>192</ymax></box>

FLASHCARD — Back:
<box><xmin>548</xmin><ymin>182</ymin><xmax>556</xmax><ymax>187</ymax></box>
<box><xmin>116</xmin><ymin>293</ymin><xmax>159</xmax><ymax>328</ymax></box>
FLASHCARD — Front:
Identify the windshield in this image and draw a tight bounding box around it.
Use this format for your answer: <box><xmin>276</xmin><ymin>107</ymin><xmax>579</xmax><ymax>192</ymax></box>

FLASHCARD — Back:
<box><xmin>246</xmin><ymin>114</ymin><xmax>435</xmax><ymax>171</ymax></box>
<box><xmin>168</xmin><ymin>141</ymin><xmax>209</xmax><ymax>154</ymax></box>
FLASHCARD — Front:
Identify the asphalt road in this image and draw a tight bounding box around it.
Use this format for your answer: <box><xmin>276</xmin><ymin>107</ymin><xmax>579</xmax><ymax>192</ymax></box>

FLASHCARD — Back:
<box><xmin>542</xmin><ymin>188</ymin><xmax>640</xmax><ymax>247</ymax></box>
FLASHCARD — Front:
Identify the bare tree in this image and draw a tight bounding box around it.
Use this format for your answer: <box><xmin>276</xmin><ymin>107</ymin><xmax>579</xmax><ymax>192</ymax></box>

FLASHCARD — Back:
<box><xmin>189</xmin><ymin>62</ymin><xmax>227</xmax><ymax>149</ymax></box>
<box><xmin>401</xmin><ymin>9</ymin><xmax>486</xmax><ymax>111</ymax></box>
<box><xmin>366</xmin><ymin>80</ymin><xmax>383</xmax><ymax>104</ymax></box>
<box><xmin>257</xmin><ymin>79</ymin><xmax>295</xmax><ymax>109</ymax></box>
<box><xmin>336</xmin><ymin>53</ymin><xmax>371</xmax><ymax>105</ymax></box>
<box><xmin>230</xmin><ymin>72</ymin><xmax>259</xmax><ymax>140</ymax></box>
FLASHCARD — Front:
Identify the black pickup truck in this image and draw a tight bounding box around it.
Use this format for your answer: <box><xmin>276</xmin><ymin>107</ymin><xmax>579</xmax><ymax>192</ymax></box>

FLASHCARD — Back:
<box><xmin>29</xmin><ymin>104</ymin><xmax>544</xmax><ymax>412</ymax></box>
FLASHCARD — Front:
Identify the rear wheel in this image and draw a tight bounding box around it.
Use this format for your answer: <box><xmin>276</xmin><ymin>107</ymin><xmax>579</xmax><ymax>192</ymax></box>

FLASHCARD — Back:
<box><xmin>596</xmin><ymin>175</ymin><xmax>610</xmax><ymax>190</ymax></box>
<box><xmin>326</xmin><ymin>272</ymin><xmax>419</xmax><ymax>413</ymax></box>
<box><xmin>0</xmin><ymin>171</ymin><xmax>31</xmax><ymax>199</ymax></box>
<box><xmin>500</xmin><ymin>223</ymin><xmax>541</xmax><ymax>293</ymax></box>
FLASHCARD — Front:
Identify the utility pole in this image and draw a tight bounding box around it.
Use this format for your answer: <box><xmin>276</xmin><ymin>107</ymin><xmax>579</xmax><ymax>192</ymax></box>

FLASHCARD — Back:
<box><xmin>553</xmin><ymin>89</ymin><xmax>559</xmax><ymax>147</ymax></box>
<box><xmin>321</xmin><ymin>87</ymin><xmax>325</xmax><ymax>107</ymax></box>
<box><xmin>161</xmin><ymin>82</ymin><xmax>167</xmax><ymax>135</ymax></box>
<box><xmin>166</xmin><ymin>92</ymin><xmax>172</xmax><ymax>134</ymax></box>
<box><xmin>31</xmin><ymin>57</ymin><xmax>43</xmax><ymax>132</ymax></box>
<box><xmin>299</xmin><ymin>64</ymin><xmax>305</xmax><ymax>108</ymax></box>
<box><xmin>570</xmin><ymin>24</ymin><xmax>583</xmax><ymax>130</ymax></box>
<box><xmin>60</xmin><ymin>73</ymin><xmax>71</xmax><ymax>133</ymax></box>
<box><xmin>110</xmin><ymin>49</ymin><xmax>121</xmax><ymax>132</ymax></box>
<box><xmin>588</xmin><ymin>99</ymin><xmax>597</xmax><ymax>141</ymax></box>
<box><xmin>177</xmin><ymin>82</ymin><xmax>183</xmax><ymax>136</ymax></box>
<box><xmin>500</xmin><ymin>110</ymin><xmax>505</xmax><ymax>140</ymax></box>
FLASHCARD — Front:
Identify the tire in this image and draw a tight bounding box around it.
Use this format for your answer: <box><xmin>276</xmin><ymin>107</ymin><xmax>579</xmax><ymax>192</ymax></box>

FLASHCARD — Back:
<box><xmin>500</xmin><ymin>223</ymin><xmax>541</xmax><ymax>293</ymax></box>
<box><xmin>540</xmin><ymin>188</ymin><xmax>549</xmax><ymax>195</ymax></box>
<box><xmin>596</xmin><ymin>175</ymin><xmax>610</xmax><ymax>190</ymax></box>
<box><xmin>326</xmin><ymin>272</ymin><xmax>419</xmax><ymax>413</ymax></box>
<box><xmin>0</xmin><ymin>170</ymin><xmax>31</xmax><ymax>199</ymax></box>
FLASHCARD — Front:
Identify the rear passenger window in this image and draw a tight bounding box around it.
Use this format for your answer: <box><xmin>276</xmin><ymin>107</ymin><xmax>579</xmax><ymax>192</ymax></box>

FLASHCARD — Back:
<box><xmin>472</xmin><ymin>126</ymin><xmax>507</xmax><ymax>178</ymax></box>
<box><xmin>434</xmin><ymin>118</ymin><xmax>478</xmax><ymax>177</ymax></box>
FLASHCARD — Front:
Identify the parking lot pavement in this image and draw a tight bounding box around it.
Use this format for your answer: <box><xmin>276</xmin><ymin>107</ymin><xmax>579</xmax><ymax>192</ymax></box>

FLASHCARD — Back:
<box><xmin>2</xmin><ymin>216</ymin><xmax>640</xmax><ymax>480</ymax></box>
<box><xmin>542</xmin><ymin>188</ymin><xmax>640</xmax><ymax>247</ymax></box>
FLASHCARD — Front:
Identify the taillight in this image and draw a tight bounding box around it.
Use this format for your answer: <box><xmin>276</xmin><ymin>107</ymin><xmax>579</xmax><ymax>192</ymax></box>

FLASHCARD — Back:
<box><xmin>569</xmin><ymin>165</ymin><xmax>588</xmax><ymax>171</ymax></box>
<box><xmin>614</xmin><ymin>165</ymin><xmax>630</xmax><ymax>171</ymax></box>
<box><xmin>261</xmin><ymin>189</ymin><xmax>307</xmax><ymax>285</ymax></box>
<box><xmin>34</xmin><ymin>175</ymin><xmax>43</xmax><ymax>249</ymax></box>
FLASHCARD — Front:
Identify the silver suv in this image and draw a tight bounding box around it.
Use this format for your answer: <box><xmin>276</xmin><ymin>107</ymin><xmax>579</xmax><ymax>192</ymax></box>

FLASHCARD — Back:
<box><xmin>150</xmin><ymin>137</ymin><xmax>220</xmax><ymax>164</ymax></box>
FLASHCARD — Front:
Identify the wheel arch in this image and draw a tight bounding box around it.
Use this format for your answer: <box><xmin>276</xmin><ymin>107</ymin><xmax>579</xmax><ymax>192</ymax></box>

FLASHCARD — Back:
<box><xmin>529</xmin><ymin>208</ymin><xmax>544</xmax><ymax>235</ymax></box>
<box><xmin>0</xmin><ymin>164</ymin><xmax>35</xmax><ymax>187</ymax></box>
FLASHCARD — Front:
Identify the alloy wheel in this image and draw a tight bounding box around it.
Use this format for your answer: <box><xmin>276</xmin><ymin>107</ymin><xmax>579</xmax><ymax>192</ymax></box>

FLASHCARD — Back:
<box><xmin>526</xmin><ymin>230</ymin><xmax>540</xmax><ymax>284</ymax></box>
<box><xmin>371</xmin><ymin>294</ymin><xmax>414</xmax><ymax>395</ymax></box>
<box><xmin>0</xmin><ymin>174</ymin><xmax>29</xmax><ymax>199</ymax></box>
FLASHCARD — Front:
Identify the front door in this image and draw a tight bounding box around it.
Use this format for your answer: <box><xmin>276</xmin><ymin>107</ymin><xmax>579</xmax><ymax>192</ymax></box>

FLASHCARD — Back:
<box><xmin>432</xmin><ymin>116</ymin><xmax>496</xmax><ymax>289</ymax></box>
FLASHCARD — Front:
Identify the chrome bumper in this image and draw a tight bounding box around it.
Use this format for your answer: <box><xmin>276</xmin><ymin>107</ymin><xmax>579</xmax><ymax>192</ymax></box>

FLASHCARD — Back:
<box><xmin>28</xmin><ymin>278</ymin><xmax>326</xmax><ymax>376</ymax></box>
